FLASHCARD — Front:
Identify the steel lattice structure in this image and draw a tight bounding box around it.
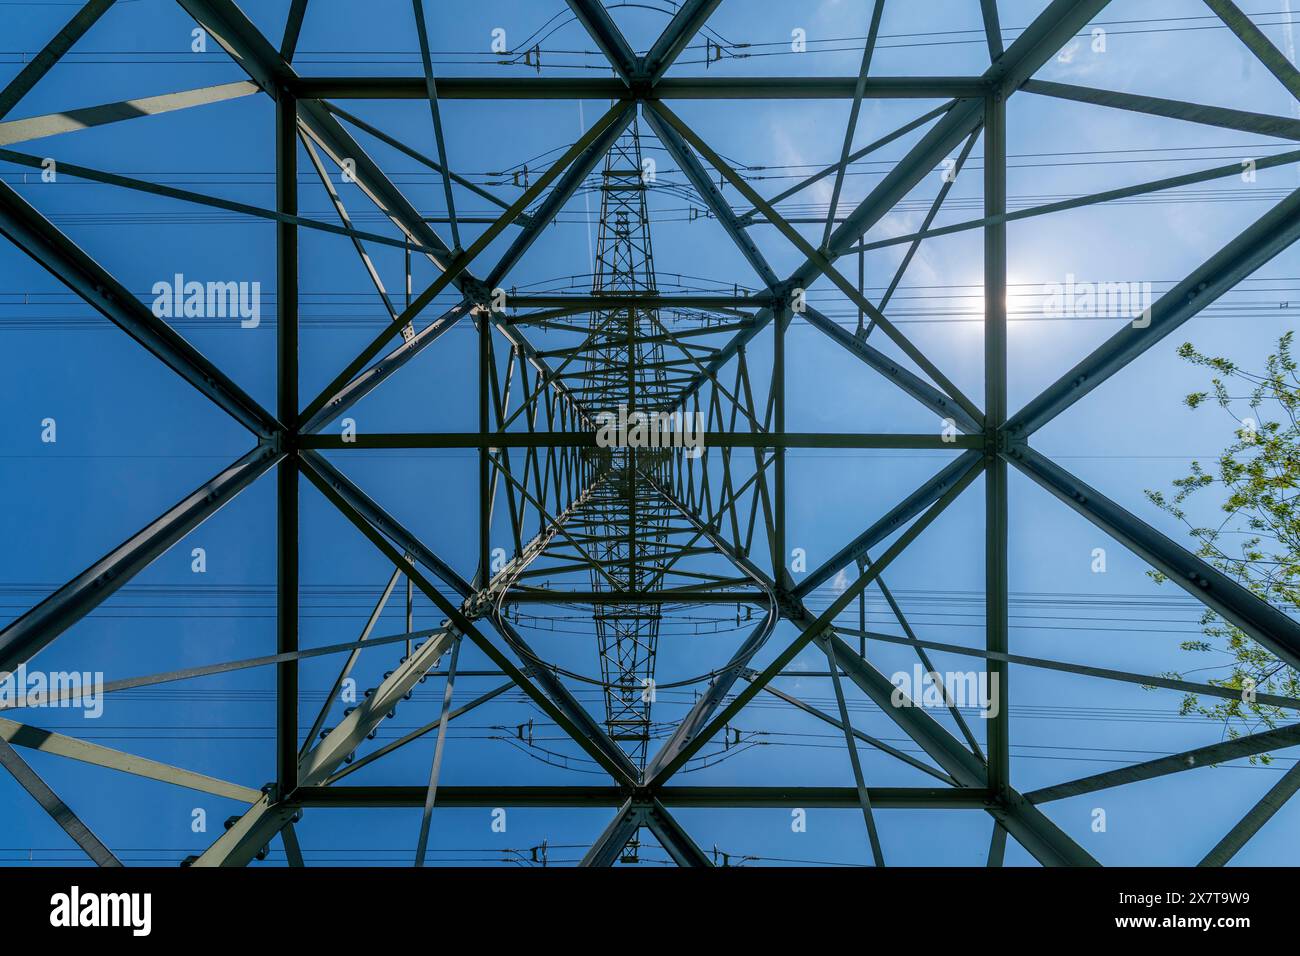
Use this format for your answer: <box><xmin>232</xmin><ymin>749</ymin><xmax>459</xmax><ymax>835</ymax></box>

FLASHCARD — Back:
<box><xmin>2</xmin><ymin>0</ymin><xmax>1300</xmax><ymax>868</ymax></box>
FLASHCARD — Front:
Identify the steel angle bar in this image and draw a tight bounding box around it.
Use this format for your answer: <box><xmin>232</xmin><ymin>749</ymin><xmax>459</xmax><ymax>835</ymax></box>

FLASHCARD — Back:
<box><xmin>1028</xmin><ymin>722</ymin><xmax>1300</xmax><ymax>804</ymax></box>
<box><xmin>287</xmin><ymin>76</ymin><xmax>993</xmax><ymax>100</ymax></box>
<box><xmin>1199</xmin><ymin>759</ymin><xmax>1300</xmax><ymax>866</ymax></box>
<box><xmin>0</xmin><ymin>445</ymin><xmax>280</xmax><ymax>673</ymax></box>
<box><xmin>0</xmin><ymin>0</ymin><xmax>116</xmax><ymax>120</ymax></box>
<box><xmin>0</xmin><ymin>737</ymin><xmax>121</xmax><ymax>866</ymax></box>
<box><xmin>643</xmin><ymin>0</ymin><xmax>723</xmax><ymax>82</ymax></box>
<box><xmin>1007</xmin><ymin>184</ymin><xmax>1300</xmax><ymax>438</ymax></box>
<box><xmin>1023</xmin><ymin>79</ymin><xmax>1300</xmax><ymax>140</ymax></box>
<box><xmin>565</xmin><ymin>0</ymin><xmax>638</xmax><ymax>82</ymax></box>
<box><xmin>0</xmin><ymin>81</ymin><xmax>258</xmax><ymax>146</ymax></box>
<box><xmin>0</xmin><ymin>178</ymin><xmax>278</xmax><ymax>437</ymax></box>
<box><xmin>0</xmin><ymin>717</ymin><xmax>261</xmax><ymax>803</ymax></box>
<box><xmin>1008</xmin><ymin>447</ymin><xmax>1300</xmax><ymax>672</ymax></box>
<box><xmin>822</xmin><ymin>634</ymin><xmax>1096</xmax><ymax>867</ymax></box>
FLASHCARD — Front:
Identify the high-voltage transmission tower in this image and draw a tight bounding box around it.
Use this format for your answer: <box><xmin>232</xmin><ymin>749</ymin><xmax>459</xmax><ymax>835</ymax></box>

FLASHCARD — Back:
<box><xmin>2</xmin><ymin>0</ymin><xmax>1300</xmax><ymax>869</ymax></box>
<box><xmin>583</xmin><ymin>122</ymin><xmax>669</xmax><ymax>770</ymax></box>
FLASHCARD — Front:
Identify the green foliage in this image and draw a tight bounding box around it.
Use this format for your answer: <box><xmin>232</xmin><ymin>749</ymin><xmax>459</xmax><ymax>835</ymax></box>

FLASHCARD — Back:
<box><xmin>1144</xmin><ymin>333</ymin><xmax>1300</xmax><ymax>761</ymax></box>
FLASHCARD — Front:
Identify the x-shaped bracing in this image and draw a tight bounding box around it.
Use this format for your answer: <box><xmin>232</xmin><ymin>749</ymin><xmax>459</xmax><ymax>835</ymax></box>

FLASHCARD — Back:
<box><xmin>4</xmin><ymin>0</ymin><xmax>1300</xmax><ymax>867</ymax></box>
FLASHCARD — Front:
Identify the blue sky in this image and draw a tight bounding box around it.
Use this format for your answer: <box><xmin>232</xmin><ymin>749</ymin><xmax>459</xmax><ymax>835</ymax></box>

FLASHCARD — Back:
<box><xmin>1</xmin><ymin>0</ymin><xmax>1299</xmax><ymax>866</ymax></box>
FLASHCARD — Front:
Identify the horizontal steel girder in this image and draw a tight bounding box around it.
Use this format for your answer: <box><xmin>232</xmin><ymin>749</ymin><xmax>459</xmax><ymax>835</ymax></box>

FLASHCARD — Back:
<box><xmin>298</xmin><ymin>432</ymin><xmax>980</xmax><ymax>450</ymax></box>
<box><xmin>287</xmin><ymin>786</ymin><xmax>993</xmax><ymax>808</ymax></box>
<box><xmin>285</xmin><ymin>76</ymin><xmax>992</xmax><ymax>100</ymax></box>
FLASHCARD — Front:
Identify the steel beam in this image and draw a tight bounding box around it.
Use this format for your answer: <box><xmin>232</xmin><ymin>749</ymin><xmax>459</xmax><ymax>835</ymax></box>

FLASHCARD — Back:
<box><xmin>289</xmin><ymin>785</ymin><xmax>993</xmax><ymax>808</ymax></box>
<box><xmin>1204</xmin><ymin>0</ymin><xmax>1300</xmax><ymax>99</ymax></box>
<box><xmin>507</xmin><ymin>294</ymin><xmax>765</xmax><ymax>310</ymax></box>
<box><xmin>188</xmin><ymin>793</ymin><xmax>298</xmax><ymax>868</ymax></box>
<box><xmin>286</xmin><ymin>76</ymin><xmax>990</xmax><ymax>100</ymax></box>
<box><xmin>411</xmin><ymin>0</ymin><xmax>461</xmax><ymax>252</ymax></box>
<box><xmin>324</xmin><ymin>103</ymin><xmax>518</xmax><ymax>216</ymax></box>
<box><xmin>414</xmin><ymin>633</ymin><xmax>460</xmax><ymax>866</ymax></box>
<box><xmin>984</xmin><ymin>90</ymin><xmax>1010</xmax><ymax>799</ymax></box>
<box><xmin>641</xmin><ymin>798</ymin><xmax>712</xmax><ymax>867</ymax></box>
<box><xmin>276</xmin><ymin>88</ymin><xmax>299</xmax><ymax>794</ymax></box>
<box><xmin>837</xmin><ymin>625</ymin><xmax>1300</xmax><ymax>712</ymax></box>
<box><xmin>796</xmin><ymin>450</ymin><xmax>983</xmax><ymax>598</ymax></box>
<box><xmin>298</xmin><ymin>431</ymin><xmax>977</xmax><ymax>450</ymax></box>
<box><xmin>1023</xmin><ymin>78</ymin><xmax>1300</xmax><ymax>139</ymax></box>
<box><xmin>280</xmin><ymin>0</ymin><xmax>309</xmax><ymax>61</ymax></box>
<box><xmin>980</xmin><ymin>0</ymin><xmax>1004</xmax><ymax>60</ymax></box>
<box><xmin>0</xmin><ymin>81</ymin><xmax>258</xmax><ymax>146</ymax></box>
<box><xmin>1199</xmin><ymin>759</ymin><xmax>1300</xmax><ymax>866</ymax></box>
<box><xmin>1007</xmin><ymin>184</ymin><xmax>1300</xmax><ymax>438</ymax></box>
<box><xmin>502</xmin><ymin>590</ymin><xmax>768</xmax><ymax>604</ymax></box>
<box><xmin>1008</xmin><ymin>447</ymin><xmax>1300</xmax><ymax>672</ymax></box>
<box><xmin>0</xmin><ymin>717</ymin><xmax>260</xmax><ymax>802</ymax></box>
<box><xmin>648</xmin><ymin>456</ymin><xmax>984</xmax><ymax>787</ymax></box>
<box><xmin>0</xmin><ymin>736</ymin><xmax>120</xmax><ymax>866</ymax></box>
<box><xmin>754</xmin><ymin>679</ymin><xmax>956</xmax><ymax>783</ymax></box>
<box><xmin>0</xmin><ymin>178</ymin><xmax>278</xmax><ymax>437</ymax></box>
<box><xmin>643</xmin><ymin>0</ymin><xmax>723</xmax><ymax>82</ymax></box>
<box><xmin>484</xmin><ymin>105</ymin><xmax>635</xmax><ymax>287</ymax></box>
<box><xmin>803</xmin><ymin>306</ymin><xmax>982</xmax><ymax>433</ymax></box>
<box><xmin>579</xmin><ymin>799</ymin><xmax>645</xmax><ymax>866</ymax></box>
<box><xmin>175</xmin><ymin>0</ymin><xmax>293</xmax><ymax>92</ymax></box>
<box><xmin>643</xmin><ymin>104</ymin><xmax>780</xmax><ymax>288</ymax></box>
<box><xmin>1028</xmin><ymin>722</ymin><xmax>1300</xmax><ymax>804</ymax></box>
<box><xmin>0</xmin><ymin>143</ymin><xmax>424</xmax><ymax>251</ymax></box>
<box><xmin>823</xmin><ymin>633</ymin><xmax>1097</xmax><ymax>866</ymax></box>
<box><xmin>678</xmin><ymin>0</ymin><xmax>1113</xmax><ymax>418</ymax></box>
<box><xmin>986</xmin><ymin>0</ymin><xmax>1112</xmax><ymax>96</ymax></box>
<box><xmin>823</xmin><ymin>636</ymin><xmax>885</xmax><ymax>864</ymax></box>
<box><xmin>822</xmin><ymin>0</ymin><xmax>886</xmax><ymax>251</ymax></box>
<box><xmin>189</xmin><ymin>622</ymin><xmax>462</xmax><ymax>867</ymax></box>
<box><xmin>851</xmin><ymin>147</ymin><xmax>1300</xmax><ymax>255</ymax></box>
<box><xmin>178</xmin><ymin>0</ymin><xmax>593</xmax><ymax>434</ymax></box>
<box><xmin>0</xmin><ymin>0</ymin><xmax>116</xmax><ymax>120</ymax></box>
<box><xmin>299</xmin><ymin>452</ymin><xmax>640</xmax><ymax>785</ymax></box>
<box><xmin>0</xmin><ymin>445</ymin><xmax>279</xmax><ymax>673</ymax></box>
<box><xmin>639</xmin><ymin>474</ymin><xmax>779</xmax><ymax>782</ymax></box>
<box><xmin>300</xmin><ymin>303</ymin><xmax>469</xmax><ymax>434</ymax></box>
<box><xmin>736</xmin><ymin>103</ymin><xmax>954</xmax><ymax>227</ymax></box>
<box><xmin>565</xmin><ymin>0</ymin><xmax>638</xmax><ymax>83</ymax></box>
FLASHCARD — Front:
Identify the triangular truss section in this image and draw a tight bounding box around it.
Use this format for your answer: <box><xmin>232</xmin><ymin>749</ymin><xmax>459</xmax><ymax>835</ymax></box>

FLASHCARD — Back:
<box><xmin>2</xmin><ymin>0</ymin><xmax>1300</xmax><ymax>869</ymax></box>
